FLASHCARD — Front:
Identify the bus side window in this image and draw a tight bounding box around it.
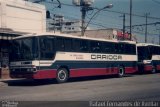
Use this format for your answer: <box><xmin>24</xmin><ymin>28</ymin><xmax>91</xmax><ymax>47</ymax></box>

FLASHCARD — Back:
<box><xmin>158</xmin><ymin>47</ymin><xmax>160</xmax><ymax>55</ymax></box>
<box><xmin>134</xmin><ymin>45</ymin><xmax>136</xmax><ymax>54</ymax></box>
<box><xmin>101</xmin><ymin>42</ymin><xmax>114</xmax><ymax>53</ymax></box>
<box><xmin>64</xmin><ymin>38</ymin><xmax>72</xmax><ymax>52</ymax></box>
<box><xmin>56</xmin><ymin>37</ymin><xmax>65</xmax><ymax>51</ymax></box>
<box><xmin>131</xmin><ymin>45</ymin><xmax>136</xmax><ymax>55</ymax></box>
<box><xmin>90</xmin><ymin>41</ymin><xmax>101</xmax><ymax>53</ymax></box>
<box><xmin>152</xmin><ymin>46</ymin><xmax>156</xmax><ymax>55</ymax></box>
<box><xmin>96</xmin><ymin>42</ymin><xmax>101</xmax><ymax>53</ymax></box>
<box><xmin>156</xmin><ymin>46</ymin><xmax>160</xmax><ymax>55</ymax></box>
<box><xmin>119</xmin><ymin>43</ymin><xmax>124</xmax><ymax>54</ymax></box>
<box><xmin>101</xmin><ymin>42</ymin><xmax>106</xmax><ymax>53</ymax></box>
<box><xmin>125</xmin><ymin>44</ymin><xmax>132</xmax><ymax>54</ymax></box>
<box><xmin>40</xmin><ymin>37</ymin><xmax>55</xmax><ymax>59</ymax></box>
<box><xmin>72</xmin><ymin>39</ymin><xmax>80</xmax><ymax>52</ymax></box>
<box><xmin>40</xmin><ymin>37</ymin><xmax>54</xmax><ymax>51</ymax></box>
<box><xmin>80</xmin><ymin>40</ymin><xmax>89</xmax><ymax>52</ymax></box>
<box><xmin>114</xmin><ymin>43</ymin><xmax>119</xmax><ymax>53</ymax></box>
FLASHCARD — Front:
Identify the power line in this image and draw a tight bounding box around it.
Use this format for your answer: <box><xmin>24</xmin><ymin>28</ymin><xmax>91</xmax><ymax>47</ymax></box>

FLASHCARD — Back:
<box><xmin>152</xmin><ymin>0</ymin><xmax>160</xmax><ymax>5</ymax></box>
<box><xmin>125</xmin><ymin>22</ymin><xmax>160</xmax><ymax>28</ymax></box>
<box><xmin>132</xmin><ymin>30</ymin><xmax>159</xmax><ymax>36</ymax></box>
<box><xmin>34</xmin><ymin>1</ymin><xmax>160</xmax><ymax>36</ymax></box>
<box><xmin>35</xmin><ymin>1</ymin><xmax>160</xmax><ymax>20</ymax></box>
<box><xmin>99</xmin><ymin>9</ymin><xmax>160</xmax><ymax>20</ymax></box>
<box><xmin>52</xmin><ymin>9</ymin><xmax>159</xmax><ymax>35</ymax></box>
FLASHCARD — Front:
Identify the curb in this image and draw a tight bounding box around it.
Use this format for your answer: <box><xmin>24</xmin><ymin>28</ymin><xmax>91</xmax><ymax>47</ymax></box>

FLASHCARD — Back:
<box><xmin>0</xmin><ymin>81</ymin><xmax>7</xmax><ymax>87</ymax></box>
<box><xmin>0</xmin><ymin>79</ymin><xmax>14</xmax><ymax>87</ymax></box>
<box><xmin>0</xmin><ymin>79</ymin><xmax>21</xmax><ymax>87</ymax></box>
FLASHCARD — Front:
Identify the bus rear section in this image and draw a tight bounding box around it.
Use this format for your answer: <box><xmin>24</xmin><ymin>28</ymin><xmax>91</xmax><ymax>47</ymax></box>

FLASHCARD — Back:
<box><xmin>10</xmin><ymin>33</ymin><xmax>138</xmax><ymax>83</ymax></box>
<box><xmin>150</xmin><ymin>44</ymin><xmax>160</xmax><ymax>72</ymax></box>
<box><xmin>137</xmin><ymin>43</ymin><xmax>160</xmax><ymax>73</ymax></box>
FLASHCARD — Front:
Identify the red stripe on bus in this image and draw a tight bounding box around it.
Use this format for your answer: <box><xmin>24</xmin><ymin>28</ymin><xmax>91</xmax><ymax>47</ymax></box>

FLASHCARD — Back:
<box><xmin>125</xmin><ymin>67</ymin><xmax>137</xmax><ymax>74</ymax></box>
<box><xmin>144</xmin><ymin>65</ymin><xmax>153</xmax><ymax>71</ymax></box>
<box><xmin>13</xmin><ymin>67</ymin><xmax>137</xmax><ymax>79</ymax></box>
<box><xmin>33</xmin><ymin>70</ymin><xmax>57</xmax><ymax>79</ymax></box>
<box><xmin>70</xmin><ymin>68</ymin><xmax>119</xmax><ymax>77</ymax></box>
<box><xmin>156</xmin><ymin>65</ymin><xmax>160</xmax><ymax>70</ymax></box>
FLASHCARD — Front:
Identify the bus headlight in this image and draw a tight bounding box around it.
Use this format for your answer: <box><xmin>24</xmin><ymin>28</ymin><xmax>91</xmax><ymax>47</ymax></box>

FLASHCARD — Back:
<box><xmin>27</xmin><ymin>68</ymin><xmax>31</xmax><ymax>72</ymax></box>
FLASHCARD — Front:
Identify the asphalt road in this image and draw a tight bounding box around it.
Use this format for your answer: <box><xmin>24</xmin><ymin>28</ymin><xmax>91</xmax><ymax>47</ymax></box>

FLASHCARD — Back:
<box><xmin>0</xmin><ymin>73</ymin><xmax>160</xmax><ymax>107</ymax></box>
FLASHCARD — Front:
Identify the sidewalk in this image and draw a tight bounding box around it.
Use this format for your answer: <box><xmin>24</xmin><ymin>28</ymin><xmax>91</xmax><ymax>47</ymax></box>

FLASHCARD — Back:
<box><xmin>0</xmin><ymin>79</ymin><xmax>8</xmax><ymax>87</ymax></box>
<box><xmin>0</xmin><ymin>78</ymin><xmax>14</xmax><ymax>87</ymax></box>
<box><xmin>0</xmin><ymin>78</ymin><xmax>23</xmax><ymax>87</ymax></box>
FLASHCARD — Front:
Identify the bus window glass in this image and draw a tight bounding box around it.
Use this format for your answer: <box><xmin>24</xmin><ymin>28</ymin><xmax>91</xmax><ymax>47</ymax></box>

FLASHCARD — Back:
<box><xmin>64</xmin><ymin>38</ymin><xmax>72</xmax><ymax>51</ymax></box>
<box><xmin>40</xmin><ymin>36</ymin><xmax>55</xmax><ymax>60</ymax></box>
<box><xmin>80</xmin><ymin>40</ymin><xmax>89</xmax><ymax>52</ymax></box>
<box><xmin>103</xmin><ymin>42</ymin><xmax>114</xmax><ymax>53</ymax></box>
<box><xmin>10</xmin><ymin>37</ymin><xmax>38</xmax><ymax>61</ymax></box>
<box><xmin>90</xmin><ymin>41</ymin><xmax>101</xmax><ymax>53</ymax></box>
<box><xmin>138</xmin><ymin>46</ymin><xmax>151</xmax><ymax>60</ymax></box>
<box><xmin>72</xmin><ymin>39</ymin><xmax>80</xmax><ymax>52</ymax></box>
<box><xmin>56</xmin><ymin>37</ymin><xmax>65</xmax><ymax>51</ymax></box>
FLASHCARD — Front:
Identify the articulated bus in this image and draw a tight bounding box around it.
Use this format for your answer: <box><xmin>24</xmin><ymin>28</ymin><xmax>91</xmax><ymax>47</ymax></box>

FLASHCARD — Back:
<box><xmin>137</xmin><ymin>43</ymin><xmax>160</xmax><ymax>73</ymax></box>
<box><xmin>10</xmin><ymin>33</ymin><xmax>137</xmax><ymax>83</ymax></box>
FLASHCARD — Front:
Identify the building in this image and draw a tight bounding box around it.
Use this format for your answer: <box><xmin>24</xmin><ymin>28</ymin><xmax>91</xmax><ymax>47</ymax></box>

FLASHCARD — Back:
<box><xmin>62</xmin><ymin>20</ymin><xmax>81</xmax><ymax>33</ymax></box>
<box><xmin>65</xmin><ymin>28</ymin><xmax>137</xmax><ymax>41</ymax></box>
<box><xmin>0</xmin><ymin>0</ymin><xmax>46</xmax><ymax>79</ymax></box>
<box><xmin>0</xmin><ymin>0</ymin><xmax>46</xmax><ymax>33</ymax></box>
<box><xmin>66</xmin><ymin>28</ymin><xmax>118</xmax><ymax>40</ymax></box>
<box><xmin>47</xmin><ymin>14</ymin><xmax>64</xmax><ymax>32</ymax></box>
<box><xmin>47</xmin><ymin>14</ymin><xmax>81</xmax><ymax>33</ymax></box>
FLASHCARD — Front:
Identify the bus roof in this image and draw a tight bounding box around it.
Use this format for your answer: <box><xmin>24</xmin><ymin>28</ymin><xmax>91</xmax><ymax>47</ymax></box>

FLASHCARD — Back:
<box><xmin>137</xmin><ymin>43</ymin><xmax>160</xmax><ymax>47</ymax></box>
<box><xmin>13</xmin><ymin>32</ymin><xmax>136</xmax><ymax>44</ymax></box>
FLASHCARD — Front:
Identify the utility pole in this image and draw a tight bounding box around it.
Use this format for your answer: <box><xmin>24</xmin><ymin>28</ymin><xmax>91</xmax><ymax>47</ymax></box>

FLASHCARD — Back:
<box><xmin>79</xmin><ymin>0</ymin><xmax>95</xmax><ymax>36</ymax></box>
<box><xmin>158</xmin><ymin>29</ymin><xmax>160</xmax><ymax>45</ymax></box>
<box><xmin>159</xmin><ymin>32</ymin><xmax>160</xmax><ymax>45</ymax></box>
<box><xmin>145</xmin><ymin>13</ymin><xmax>149</xmax><ymax>43</ymax></box>
<box><xmin>130</xmin><ymin>0</ymin><xmax>132</xmax><ymax>40</ymax></box>
<box><xmin>80</xmin><ymin>1</ymin><xmax>87</xmax><ymax>36</ymax></box>
<box><xmin>73</xmin><ymin>0</ymin><xmax>113</xmax><ymax>36</ymax></box>
<box><xmin>72</xmin><ymin>0</ymin><xmax>94</xmax><ymax>36</ymax></box>
<box><xmin>123</xmin><ymin>14</ymin><xmax>126</xmax><ymax>40</ymax></box>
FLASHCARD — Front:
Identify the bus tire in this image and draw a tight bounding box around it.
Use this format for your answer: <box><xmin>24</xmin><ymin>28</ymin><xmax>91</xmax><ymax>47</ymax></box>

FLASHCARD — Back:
<box><xmin>118</xmin><ymin>66</ymin><xmax>125</xmax><ymax>78</ymax></box>
<box><xmin>56</xmin><ymin>68</ymin><xmax>69</xmax><ymax>83</ymax></box>
<box><xmin>151</xmin><ymin>66</ymin><xmax>156</xmax><ymax>74</ymax></box>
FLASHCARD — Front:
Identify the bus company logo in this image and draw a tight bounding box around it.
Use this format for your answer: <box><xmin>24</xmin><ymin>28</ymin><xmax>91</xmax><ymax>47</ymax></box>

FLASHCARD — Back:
<box><xmin>91</xmin><ymin>54</ymin><xmax>122</xmax><ymax>60</ymax></box>
<box><xmin>1</xmin><ymin>101</ymin><xmax>18</xmax><ymax>107</ymax></box>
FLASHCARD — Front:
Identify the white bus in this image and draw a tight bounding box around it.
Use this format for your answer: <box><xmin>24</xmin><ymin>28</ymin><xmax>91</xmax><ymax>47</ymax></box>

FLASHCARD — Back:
<box><xmin>137</xmin><ymin>43</ymin><xmax>160</xmax><ymax>73</ymax></box>
<box><xmin>10</xmin><ymin>33</ymin><xmax>137</xmax><ymax>83</ymax></box>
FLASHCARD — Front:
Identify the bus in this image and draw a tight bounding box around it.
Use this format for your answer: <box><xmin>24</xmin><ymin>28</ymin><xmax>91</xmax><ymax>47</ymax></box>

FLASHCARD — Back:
<box><xmin>9</xmin><ymin>33</ymin><xmax>137</xmax><ymax>83</ymax></box>
<box><xmin>137</xmin><ymin>43</ymin><xmax>160</xmax><ymax>73</ymax></box>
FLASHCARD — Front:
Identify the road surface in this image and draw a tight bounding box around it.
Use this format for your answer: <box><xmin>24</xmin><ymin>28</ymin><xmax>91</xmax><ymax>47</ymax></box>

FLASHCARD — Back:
<box><xmin>0</xmin><ymin>73</ymin><xmax>160</xmax><ymax>107</ymax></box>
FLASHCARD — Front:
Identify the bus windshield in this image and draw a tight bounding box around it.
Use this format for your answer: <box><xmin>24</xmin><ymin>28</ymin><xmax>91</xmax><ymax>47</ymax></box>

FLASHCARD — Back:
<box><xmin>137</xmin><ymin>46</ymin><xmax>152</xmax><ymax>61</ymax></box>
<box><xmin>10</xmin><ymin>37</ymin><xmax>38</xmax><ymax>61</ymax></box>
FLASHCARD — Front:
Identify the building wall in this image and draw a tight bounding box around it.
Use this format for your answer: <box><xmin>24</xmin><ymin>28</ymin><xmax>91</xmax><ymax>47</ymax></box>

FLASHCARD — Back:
<box><xmin>0</xmin><ymin>0</ymin><xmax>46</xmax><ymax>33</ymax></box>
<box><xmin>62</xmin><ymin>21</ymin><xmax>81</xmax><ymax>33</ymax></box>
<box><xmin>67</xmin><ymin>29</ymin><xmax>117</xmax><ymax>40</ymax></box>
<box><xmin>0</xmin><ymin>0</ymin><xmax>46</xmax><ymax>79</ymax></box>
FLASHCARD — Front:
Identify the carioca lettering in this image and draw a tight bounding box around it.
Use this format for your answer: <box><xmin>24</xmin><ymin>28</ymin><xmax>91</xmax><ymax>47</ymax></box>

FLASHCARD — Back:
<box><xmin>91</xmin><ymin>54</ymin><xmax>122</xmax><ymax>60</ymax></box>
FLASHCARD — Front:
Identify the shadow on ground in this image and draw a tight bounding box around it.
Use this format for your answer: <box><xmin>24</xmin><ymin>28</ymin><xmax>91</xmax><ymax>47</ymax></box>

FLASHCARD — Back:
<box><xmin>1</xmin><ymin>74</ymin><xmax>136</xmax><ymax>87</ymax></box>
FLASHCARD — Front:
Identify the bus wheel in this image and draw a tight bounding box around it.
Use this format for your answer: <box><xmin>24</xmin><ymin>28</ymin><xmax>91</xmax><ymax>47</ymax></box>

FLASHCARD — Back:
<box><xmin>118</xmin><ymin>67</ymin><xmax>125</xmax><ymax>78</ymax></box>
<box><xmin>56</xmin><ymin>68</ymin><xmax>69</xmax><ymax>83</ymax></box>
<box><xmin>152</xmin><ymin>66</ymin><xmax>156</xmax><ymax>74</ymax></box>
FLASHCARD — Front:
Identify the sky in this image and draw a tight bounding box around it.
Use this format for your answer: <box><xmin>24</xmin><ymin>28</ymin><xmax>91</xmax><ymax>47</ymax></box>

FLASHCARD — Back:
<box><xmin>30</xmin><ymin>0</ymin><xmax>160</xmax><ymax>44</ymax></box>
